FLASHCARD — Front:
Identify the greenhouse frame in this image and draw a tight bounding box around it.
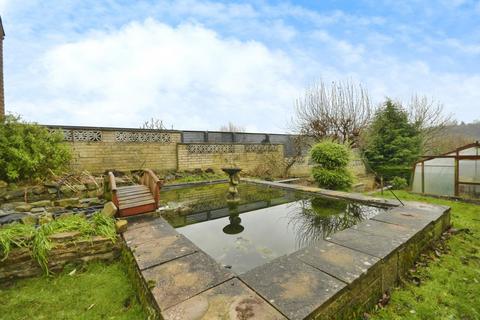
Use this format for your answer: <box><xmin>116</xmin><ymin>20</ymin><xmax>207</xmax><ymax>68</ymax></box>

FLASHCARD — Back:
<box><xmin>411</xmin><ymin>141</ymin><xmax>480</xmax><ymax>199</ymax></box>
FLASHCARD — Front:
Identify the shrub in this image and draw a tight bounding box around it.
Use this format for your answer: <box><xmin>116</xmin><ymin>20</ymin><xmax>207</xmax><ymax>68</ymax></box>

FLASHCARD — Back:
<box><xmin>312</xmin><ymin>167</ymin><xmax>353</xmax><ymax>191</ymax></box>
<box><xmin>310</xmin><ymin>141</ymin><xmax>350</xmax><ymax>169</ymax></box>
<box><xmin>0</xmin><ymin>115</ymin><xmax>72</xmax><ymax>182</ymax></box>
<box><xmin>391</xmin><ymin>176</ymin><xmax>408</xmax><ymax>190</ymax></box>
<box><xmin>310</xmin><ymin>141</ymin><xmax>353</xmax><ymax>190</ymax></box>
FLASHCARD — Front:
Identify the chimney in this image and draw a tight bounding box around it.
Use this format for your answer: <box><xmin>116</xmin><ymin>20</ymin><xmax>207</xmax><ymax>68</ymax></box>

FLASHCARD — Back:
<box><xmin>0</xmin><ymin>16</ymin><xmax>4</xmax><ymax>119</ymax></box>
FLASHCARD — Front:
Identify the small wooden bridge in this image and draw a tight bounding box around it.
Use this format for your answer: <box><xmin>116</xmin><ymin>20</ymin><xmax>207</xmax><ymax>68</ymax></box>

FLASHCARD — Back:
<box><xmin>106</xmin><ymin>169</ymin><xmax>163</xmax><ymax>217</ymax></box>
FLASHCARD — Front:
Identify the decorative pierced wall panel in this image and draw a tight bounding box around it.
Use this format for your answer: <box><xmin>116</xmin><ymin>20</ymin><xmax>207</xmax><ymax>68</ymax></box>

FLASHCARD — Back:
<box><xmin>187</xmin><ymin>144</ymin><xmax>234</xmax><ymax>154</ymax></box>
<box><xmin>115</xmin><ymin>131</ymin><xmax>172</xmax><ymax>143</ymax></box>
<box><xmin>49</xmin><ymin>129</ymin><xmax>73</xmax><ymax>141</ymax></box>
<box><xmin>245</xmin><ymin>144</ymin><xmax>278</xmax><ymax>153</ymax></box>
<box><xmin>73</xmin><ymin>130</ymin><xmax>102</xmax><ymax>142</ymax></box>
<box><xmin>50</xmin><ymin>129</ymin><xmax>102</xmax><ymax>142</ymax></box>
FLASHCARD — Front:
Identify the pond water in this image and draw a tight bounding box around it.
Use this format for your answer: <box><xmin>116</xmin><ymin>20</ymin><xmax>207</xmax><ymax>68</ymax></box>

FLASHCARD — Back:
<box><xmin>160</xmin><ymin>183</ymin><xmax>388</xmax><ymax>274</ymax></box>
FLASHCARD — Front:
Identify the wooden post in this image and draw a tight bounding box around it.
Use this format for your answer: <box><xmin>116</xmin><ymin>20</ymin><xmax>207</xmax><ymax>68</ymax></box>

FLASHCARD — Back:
<box><xmin>454</xmin><ymin>151</ymin><xmax>459</xmax><ymax>196</ymax></box>
<box><xmin>380</xmin><ymin>176</ymin><xmax>384</xmax><ymax>196</ymax></box>
<box><xmin>421</xmin><ymin>161</ymin><xmax>425</xmax><ymax>194</ymax></box>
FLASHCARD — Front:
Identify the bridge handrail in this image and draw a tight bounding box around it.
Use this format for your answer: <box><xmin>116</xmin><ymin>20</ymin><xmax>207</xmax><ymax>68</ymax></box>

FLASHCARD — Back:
<box><xmin>140</xmin><ymin>169</ymin><xmax>163</xmax><ymax>208</ymax></box>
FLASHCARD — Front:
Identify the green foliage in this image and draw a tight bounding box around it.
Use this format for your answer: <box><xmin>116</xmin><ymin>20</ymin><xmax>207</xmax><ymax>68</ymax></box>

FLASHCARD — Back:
<box><xmin>0</xmin><ymin>223</ymin><xmax>35</xmax><ymax>260</ymax></box>
<box><xmin>370</xmin><ymin>191</ymin><xmax>480</xmax><ymax>320</ymax></box>
<box><xmin>376</xmin><ymin>165</ymin><xmax>412</xmax><ymax>182</ymax></box>
<box><xmin>310</xmin><ymin>140</ymin><xmax>353</xmax><ymax>190</ymax></box>
<box><xmin>0</xmin><ymin>213</ymin><xmax>117</xmax><ymax>273</ymax></box>
<box><xmin>0</xmin><ymin>262</ymin><xmax>146</xmax><ymax>319</ymax></box>
<box><xmin>391</xmin><ymin>176</ymin><xmax>408</xmax><ymax>190</ymax></box>
<box><xmin>310</xmin><ymin>140</ymin><xmax>351</xmax><ymax>169</ymax></box>
<box><xmin>0</xmin><ymin>115</ymin><xmax>72</xmax><ymax>182</ymax></box>
<box><xmin>312</xmin><ymin>167</ymin><xmax>353</xmax><ymax>190</ymax></box>
<box><xmin>363</xmin><ymin>100</ymin><xmax>421</xmax><ymax>182</ymax></box>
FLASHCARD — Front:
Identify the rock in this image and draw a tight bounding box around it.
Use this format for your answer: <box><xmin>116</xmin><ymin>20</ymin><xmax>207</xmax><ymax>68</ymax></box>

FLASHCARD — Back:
<box><xmin>38</xmin><ymin>212</ymin><xmax>53</xmax><ymax>225</ymax></box>
<box><xmin>0</xmin><ymin>213</ymin><xmax>26</xmax><ymax>225</ymax></box>
<box><xmin>59</xmin><ymin>186</ymin><xmax>74</xmax><ymax>196</ymax></box>
<box><xmin>205</xmin><ymin>168</ymin><xmax>215</xmax><ymax>174</ymax></box>
<box><xmin>1</xmin><ymin>202</ymin><xmax>25</xmax><ymax>211</ymax></box>
<box><xmin>31</xmin><ymin>186</ymin><xmax>46</xmax><ymax>195</ymax></box>
<box><xmin>73</xmin><ymin>184</ymin><xmax>87</xmax><ymax>192</ymax></box>
<box><xmin>0</xmin><ymin>180</ymin><xmax>8</xmax><ymax>188</ymax></box>
<box><xmin>193</xmin><ymin>168</ymin><xmax>203</xmax><ymax>174</ymax></box>
<box><xmin>101</xmin><ymin>202</ymin><xmax>117</xmax><ymax>217</ymax></box>
<box><xmin>3</xmin><ymin>189</ymin><xmax>25</xmax><ymax>201</ymax></box>
<box><xmin>31</xmin><ymin>207</ymin><xmax>46</xmax><ymax>214</ymax></box>
<box><xmin>0</xmin><ymin>209</ymin><xmax>9</xmax><ymax>217</ymax></box>
<box><xmin>30</xmin><ymin>200</ymin><xmax>52</xmax><ymax>208</ymax></box>
<box><xmin>54</xmin><ymin>198</ymin><xmax>80</xmax><ymax>207</ymax></box>
<box><xmin>115</xmin><ymin>219</ymin><xmax>128</xmax><ymax>233</ymax></box>
<box><xmin>46</xmin><ymin>206</ymin><xmax>65</xmax><ymax>213</ymax></box>
<box><xmin>44</xmin><ymin>181</ymin><xmax>59</xmax><ymax>188</ymax></box>
<box><xmin>15</xmin><ymin>204</ymin><xmax>33</xmax><ymax>212</ymax></box>
<box><xmin>21</xmin><ymin>213</ymin><xmax>37</xmax><ymax>225</ymax></box>
<box><xmin>47</xmin><ymin>187</ymin><xmax>58</xmax><ymax>194</ymax></box>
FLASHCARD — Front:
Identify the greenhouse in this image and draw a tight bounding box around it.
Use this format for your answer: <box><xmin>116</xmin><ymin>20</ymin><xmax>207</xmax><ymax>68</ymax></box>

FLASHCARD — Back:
<box><xmin>411</xmin><ymin>142</ymin><xmax>480</xmax><ymax>199</ymax></box>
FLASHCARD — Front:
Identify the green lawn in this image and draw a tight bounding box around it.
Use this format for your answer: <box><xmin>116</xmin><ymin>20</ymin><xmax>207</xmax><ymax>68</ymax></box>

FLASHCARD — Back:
<box><xmin>370</xmin><ymin>191</ymin><xmax>480</xmax><ymax>320</ymax></box>
<box><xmin>0</xmin><ymin>261</ymin><xmax>146</xmax><ymax>320</ymax></box>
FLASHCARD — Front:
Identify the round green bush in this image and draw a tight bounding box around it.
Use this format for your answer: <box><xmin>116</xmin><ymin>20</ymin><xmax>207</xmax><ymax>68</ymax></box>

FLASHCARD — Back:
<box><xmin>312</xmin><ymin>167</ymin><xmax>353</xmax><ymax>191</ymax></box>
<box><xmin>0</xmin><ymin>115</ymin><xmax>72</xmax><ymax>182</ymax></box>
<box><xmin>310</xmin><ymin>141</ymin><xmax>351</xmax><ymax>169</ymax></box>
<box><xmin>391</xmin><ymin>176</ymin><xmax>408</xmax><ymax>190</ymax></box>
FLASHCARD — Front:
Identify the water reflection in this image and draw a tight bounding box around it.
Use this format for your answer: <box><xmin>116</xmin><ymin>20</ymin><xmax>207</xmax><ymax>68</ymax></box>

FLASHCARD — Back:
<box><xmin>223</xmin><ymin>201</ymin><xmax>244</xmax><ymax>235</ymax></box>
<box><xmin>287</xmin><ymin>197</ymin><xmax>382</xmax><ymax>248</ymax></box>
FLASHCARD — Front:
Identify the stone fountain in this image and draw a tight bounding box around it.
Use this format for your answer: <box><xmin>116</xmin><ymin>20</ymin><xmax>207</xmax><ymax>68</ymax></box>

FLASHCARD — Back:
<box><xmin>221</xmin><ymin>167</ymin><xmax>242</xmax><ymax>204</ymax></box>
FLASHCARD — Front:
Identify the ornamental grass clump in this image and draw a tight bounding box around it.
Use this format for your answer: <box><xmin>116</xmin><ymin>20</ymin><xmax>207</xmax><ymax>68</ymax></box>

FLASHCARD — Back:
<box><xmin>0</xmin><ymin>212</ymin><xmax>117</xmax><ymax>273</ymax></box>
<box><xmin>310</xmin><ymin>140</ymin><xmax>353</xmax><ymax>190</ymax></box>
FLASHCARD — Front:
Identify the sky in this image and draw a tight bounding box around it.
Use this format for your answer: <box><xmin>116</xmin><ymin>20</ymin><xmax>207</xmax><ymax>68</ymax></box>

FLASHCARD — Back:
<box><xmin>1</xmin><ymin>0</ymin><xmax>480</xmax><ymax>133</ymax></box>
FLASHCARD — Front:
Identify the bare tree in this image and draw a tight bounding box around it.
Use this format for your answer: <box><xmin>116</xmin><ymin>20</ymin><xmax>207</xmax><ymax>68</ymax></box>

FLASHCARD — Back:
<box><xmin>141</xmin><ymin>117</ymin><xmax>168</xmax><ymax>130</ymax></box>
<box><xmin>293</xmin><ymin>80</ymin><xmax>373</xmax><ymax>146</ymax></box>
<box><xmin>407</xmin><ymin>94</ymin><xmax>453</xmax><ymax>154</ymax></box>
<box><xmin>220</xmin><ymin>122</ymin><xmax>245</xmax><ymax>132</ymax></box>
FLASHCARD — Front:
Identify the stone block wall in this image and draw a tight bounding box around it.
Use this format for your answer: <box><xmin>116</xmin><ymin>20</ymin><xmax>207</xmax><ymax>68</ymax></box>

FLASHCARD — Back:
<box><xmin>0</xmin><ymin>232</ymin><xmax>120</xmax><ymax>281</ymax></box>
<box><xmin>48</xmin><ymin>126</ymin><xmax>368</xmax><ymax>178</ymax></box>
<box><xmin>177</xmin><ymin>143</ymin><xmax>284</xmax><ymax>172</ymax></box>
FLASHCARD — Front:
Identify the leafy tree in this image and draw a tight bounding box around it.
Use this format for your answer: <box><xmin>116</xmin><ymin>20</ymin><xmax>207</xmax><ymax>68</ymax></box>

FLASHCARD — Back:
<box><xmin>0</xmin><ymin>115</ymin><xmax>72</xmax><ymax>181</ymax></box>
<box><xmin>310</xmin><ymin>140</ymin><xmax>353</xmax><ymax>190</ymax></box>
<box><xmin>363</xmin><ymin>100</ymin><xmax>421</xmax><ymax>182</ymax></box>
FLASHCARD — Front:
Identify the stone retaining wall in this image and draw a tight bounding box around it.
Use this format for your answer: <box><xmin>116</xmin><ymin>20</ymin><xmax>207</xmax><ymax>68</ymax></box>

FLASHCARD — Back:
<box><xmin>0</xmin><ymin>232</ymin><xmax>120</xmax><ymax>281</ymax></box>
<box><xmin>121</xmin><ymin>181</ymin><xmax>451</xmax><ymax>320</ymax></box>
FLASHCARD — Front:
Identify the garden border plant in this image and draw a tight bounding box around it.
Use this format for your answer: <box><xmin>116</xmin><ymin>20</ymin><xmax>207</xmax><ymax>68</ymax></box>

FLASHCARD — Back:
<box><xmin>0</xmin><ymin>212</ymin><xmax>117</xmax><ymax>273</ymax></box>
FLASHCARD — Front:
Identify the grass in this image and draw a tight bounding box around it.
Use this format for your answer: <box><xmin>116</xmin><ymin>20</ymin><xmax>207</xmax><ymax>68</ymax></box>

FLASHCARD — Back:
<box><xmin>0</xmin><ymin>261</ymin><xmax>146</xmax><ymax>320</ymax></box>
<box><xmin>164</xmin><ymin>171</ymin><xmax>226</xmax><ymax>184</ymax></box>
<box><xmin>369</xmin><ymin>191</ymin><xmax>480</xmax><ymax>320</ymax></box>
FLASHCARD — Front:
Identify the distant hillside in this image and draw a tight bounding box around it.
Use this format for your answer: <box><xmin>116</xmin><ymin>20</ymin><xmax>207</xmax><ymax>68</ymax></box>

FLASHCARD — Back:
<box><xmin>446</xmin><ymin>122</ymin><xmax>480</xmax><ymax>140</ymax></box>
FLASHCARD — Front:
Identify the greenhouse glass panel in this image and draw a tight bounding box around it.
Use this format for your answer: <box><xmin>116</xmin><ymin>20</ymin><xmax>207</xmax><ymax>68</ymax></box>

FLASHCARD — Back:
<box><xmin>459</xmin><ymin>160</ymin><xmax>480</xmax><ymax>183</ymax></box>
<box><xmin>412</xmin><ymin>163</ymin><xmax>422</xmax><ymax>193</ymax></box>
<box><xmin>459</xmin><ymin>147</ymin><xmax>480</xmax><ymax>156</ymax></box>
<box><xmin>423</xmin><ymin>158</ymin><xmax>455</xmax><ymax>196</ymax></box>
<box><xmin>458</xmin><ymin>184</ymin><xmax>480</xmax><ymax>199</ymax></box>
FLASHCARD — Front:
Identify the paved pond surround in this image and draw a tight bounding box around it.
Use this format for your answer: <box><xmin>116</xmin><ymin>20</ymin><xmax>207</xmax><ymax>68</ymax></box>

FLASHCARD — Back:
<box><xmin>122</xmin><ymin>180</ymin><xmax>451</xmax><ymax>320</ymax></box>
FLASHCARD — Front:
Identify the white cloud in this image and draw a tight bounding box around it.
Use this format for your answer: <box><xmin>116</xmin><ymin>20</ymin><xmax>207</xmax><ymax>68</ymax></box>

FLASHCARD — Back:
<box><xmin>17</xmin><ymin>19</ymin><xmax>303</xmax><ymax>131</ymax></box>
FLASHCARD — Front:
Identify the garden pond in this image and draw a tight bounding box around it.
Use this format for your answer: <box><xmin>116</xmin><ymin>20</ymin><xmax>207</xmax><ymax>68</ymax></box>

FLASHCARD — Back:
<box><xmin>160</xmin><ymin>182</ymin><xmax>389</xmax><ymax>274</ymax></box>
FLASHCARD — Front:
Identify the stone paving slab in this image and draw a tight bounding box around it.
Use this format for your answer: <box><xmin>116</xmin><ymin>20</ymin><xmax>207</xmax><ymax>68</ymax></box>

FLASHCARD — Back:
<box><xmin>130</xmin><ymin>233</ymin><xmax>198</xmax><ymax>270</ymax></box>
<box><xmin>123</xmin><ymin>217</ymin><xmax>177</xmax><ymax>247</ymax></box>
<box><xmin>164</xmin><ymin>278</ymin><xmax>287</xmax><ymax>320</ymax></box>
<box><xmin>351</xmin><ymin>219</ymin><xmax>421</xmax><ymax>245</ymax></box>
<box><xmin>326</xmin><ymin>228</ymin><xmax>401</xmax><ymax>259</ymax></box>
<box><xmin>294</xmin><ymin>240</ymin><xmax>380</xmax><ymax>284</ymax></box>
<box><xmin>371</xmin><ymin>207</ymin><xmax>437</xmax><ymax>229</ymax></box>
<box><xmin>142</xmin><ymin>251</ymin><xmax>234</xmax><ymax>310</ymax></box>
<box><xmin>240</xmin><ymin>255</ymin><xmax>346</xmax><ymax>320</ymax></box>
<box><xmin>125</xmin><ymin>213</ymin><xmax>163</xmax><ymax>231</ymax></box>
